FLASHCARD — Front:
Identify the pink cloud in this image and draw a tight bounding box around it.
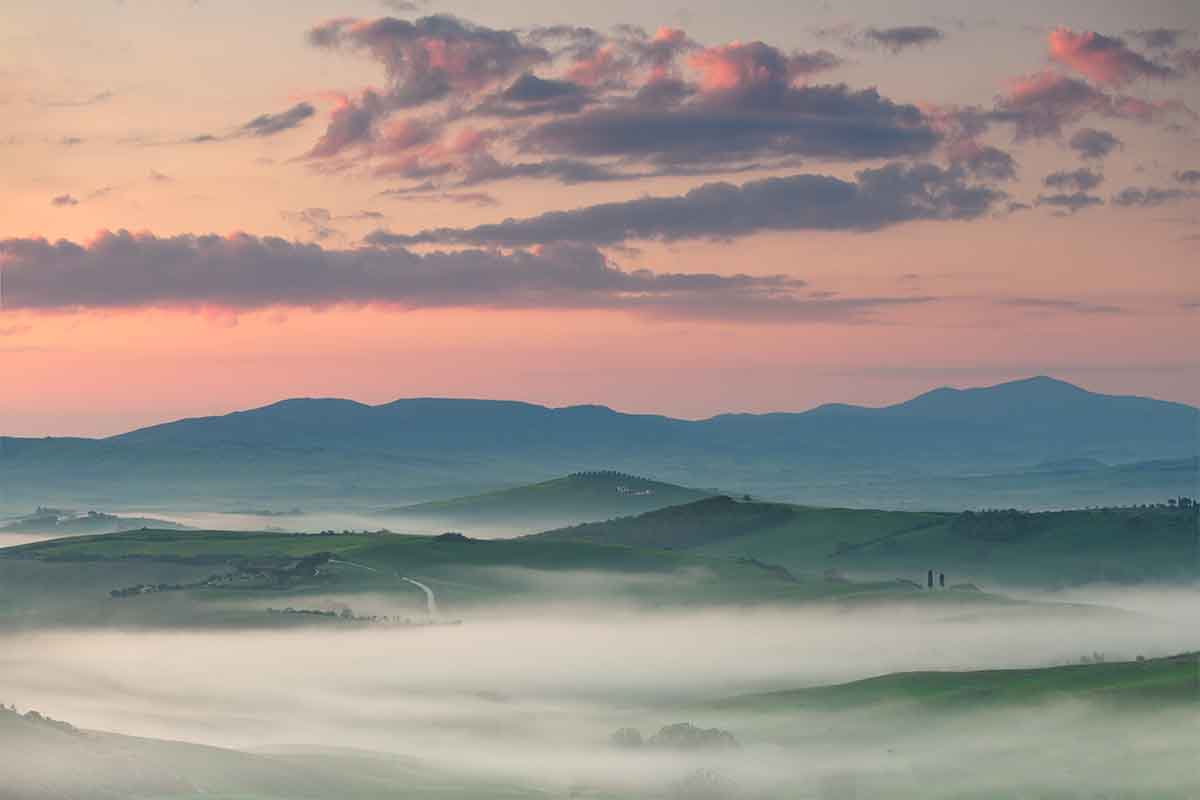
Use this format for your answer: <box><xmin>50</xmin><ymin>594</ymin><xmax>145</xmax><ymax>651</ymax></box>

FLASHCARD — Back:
<box><xmin>1048</xmin><ymin>28</ymin><xmax>1177</xmax><ymax>87</ymax></box>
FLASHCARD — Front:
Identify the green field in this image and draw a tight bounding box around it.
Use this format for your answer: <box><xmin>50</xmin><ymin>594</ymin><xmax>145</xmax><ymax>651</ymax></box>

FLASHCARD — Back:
<box><xmin>0</xmin><ymin>526</ymin><xmax>1030</xmax><ymax>628</ymax></box>
<box><xmin>533</xmin><ymin>498</ymin><xmax>1199</xmax><ymax>587</ymax></box>
<box><xmin>711</xmin><ymin>652</ymin><xmax>1200</xmax><ymax>714</ymax></box>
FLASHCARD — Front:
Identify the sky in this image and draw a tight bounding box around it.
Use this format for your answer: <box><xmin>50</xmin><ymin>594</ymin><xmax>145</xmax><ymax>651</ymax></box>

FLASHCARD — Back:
<box><xmin>1</xmin><ymin>0</ymin><xmax>1198</xmax><ymax>436</ymax></box>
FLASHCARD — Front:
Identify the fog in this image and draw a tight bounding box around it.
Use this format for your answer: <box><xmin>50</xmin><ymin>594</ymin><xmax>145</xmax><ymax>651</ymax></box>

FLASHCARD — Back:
<box><xmin>2</xmin><ymin>590</ymin><xmax>1198</xmax><ymax>797</ymax></box>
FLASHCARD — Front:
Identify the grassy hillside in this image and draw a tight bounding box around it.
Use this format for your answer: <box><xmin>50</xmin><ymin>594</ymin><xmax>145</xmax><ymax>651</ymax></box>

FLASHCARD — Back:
<box><xmin>0</xmin><ymin>528</ymin><xmax>977</xmax><ymax>626</ymax></box>
<box><xmin>384</xmin><ymin>471</ymin><xmax>714</xmax><ymax>533</ymax></box>
<box><xmin>711</xmin><ymin>652</ymin><xmax>1200</xmax><ymax>714</ymax></box>
<box><xmin>533</xmin><ymin>498</ymin><xmax>1199</xmax><ymax>587</ymax></box>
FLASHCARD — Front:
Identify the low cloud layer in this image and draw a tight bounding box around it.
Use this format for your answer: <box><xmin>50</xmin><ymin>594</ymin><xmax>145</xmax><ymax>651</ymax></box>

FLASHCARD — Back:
<box><xmin>373</xmin><ymin>162</ymin><xmax>1004</xmax><ymax>248</ymax></box>
<box><xmin>0</xmin><ymin>231</ymin><xmax>929</xmax><ymax>322</ymax></box>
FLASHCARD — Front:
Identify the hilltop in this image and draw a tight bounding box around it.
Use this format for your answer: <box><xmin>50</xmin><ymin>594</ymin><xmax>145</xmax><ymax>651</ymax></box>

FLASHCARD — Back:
<box><xmin>384</xmin><ymin>471</ymin><xmax>715</xmax><ymax>534</ymax></box>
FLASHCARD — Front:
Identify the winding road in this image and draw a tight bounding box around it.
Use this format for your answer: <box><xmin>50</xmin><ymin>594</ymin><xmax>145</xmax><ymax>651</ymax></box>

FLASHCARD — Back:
<box><xmin>328</xmin><ymin>559</ymin><xmax>438</xmax><ymax>617</ymax></box>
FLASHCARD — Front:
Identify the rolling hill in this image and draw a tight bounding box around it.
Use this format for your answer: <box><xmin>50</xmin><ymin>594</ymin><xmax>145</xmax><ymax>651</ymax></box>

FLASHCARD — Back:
<box><xmin>531</xmin><ymin>497</ymin><xmax>1199</xmax><ymax>587</ymax></box>
<box><xmin>382</xmin><ymin>471</ymin><xmax>715</xmax><ymax>534</ymax></box>
<box><xmin>710</xmin><ymin>652</ymin><xmax>1200</xmax><ymax>714</ymax></box>
<box><xmin>0</xmin><ymin>527</ymin><xmax>1024</xmax><ymax>628</ymax></box>
<box><xmin>1</xmin><ymin>376</ymin><xmax>1194</xmax><ymax>512</ymax></box>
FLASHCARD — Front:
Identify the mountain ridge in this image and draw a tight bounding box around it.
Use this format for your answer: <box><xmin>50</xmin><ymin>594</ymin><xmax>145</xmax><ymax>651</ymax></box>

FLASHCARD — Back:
<box><xmin>2</xmin><ymin>376</ymin><xmax>1194</xmax><ymax>512</ymax></box>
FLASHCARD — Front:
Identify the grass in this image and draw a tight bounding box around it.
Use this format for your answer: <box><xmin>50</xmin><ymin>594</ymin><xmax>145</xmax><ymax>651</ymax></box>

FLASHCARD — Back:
<box><xmin>534</xmin><ymin>498</ymin><xmax>1199</xmax><ymax>587</ymax></box>
<box><xmin>711</xmin><ymin>652</ymin><xmax>1200</xmax><ymax>713</ymax></box>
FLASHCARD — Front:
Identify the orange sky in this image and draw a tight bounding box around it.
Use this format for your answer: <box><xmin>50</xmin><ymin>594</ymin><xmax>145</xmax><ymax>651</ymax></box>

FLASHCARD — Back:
<box><xmin>1</xmin><ymin>1</ymin><xmax>1197</xmax><ymax>435</ymax></box>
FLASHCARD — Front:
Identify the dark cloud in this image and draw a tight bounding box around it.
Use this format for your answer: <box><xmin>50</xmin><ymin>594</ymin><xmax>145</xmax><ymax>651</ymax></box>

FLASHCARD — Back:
<box><xmin>1043</xmin><ymin>167</ymin><xmax>1103</xmax><ymax>192</ymax></box>
<box><xmin>49</xmin><ymin>194</ymin><xmax>78</xmax><ymax>207</ymax></box>
<box><xmin>307</xmin><ymin>15</ymin><xmax>549</xmax><ymax>109</ymax></box>
<box><xmin>460</xmin><ymin>155</ymin><xmax>629</xmax><ymax>186</ymax></box>
<box><xmin>1035</xmin><ymin>192</ymin><xmax>1104</xmax><ymax>213</ymax></box>
<box><xmin>995</xmin><ymin>70</ymin><xmax>1192</xmax><ymax>139</ymax></box>
<box><xmin>477</xmin><ymin>73</ymin><xmax>591</xmax><ymax>116</ymax></box>
<box><xmin>1127</xmin><ymin>28</ymin><xmax>1191</xmax><ymax>51</ymax></box>
<box><xmin>998</xmin><ymin>297</ymin><xmax>1122</xmax><ymax>314</ymax></box>
<box><xmin>863</xmin><ymin>26</ymin><xmax>945</xmax><ymax>53</ymax></box>
<box><xmin>0</xmin><ymin>230</ymin><xmax>929</xmax><ymax>323</ymax></box>
<box><xmin>958</xmin><ymin>145</ymin><xmax>1018</xmax><ymax>181</ymax></box>
<box><xmin>815</xmin><ymin>24</ymin><xmax>945</xmax><ymax>53</ymax></box>
<box><xmin>1175</xmin><ymin>170</ymin><xmax>1200</xmax><ymax>185</ymax></box>
<box><xmin>1111</xmin><ymin>186</ymin><xmax>1199</xmax><ymax>208</ymax></box>
<box><xmin>240</xmin><ymin>102</ymin><xmax>316</xmax><ymax>137</ymax></box>
<box><xmin>1068</xmin><ymin>128</ymin><xmax>1122</xmax><ymax>160</ymax></box>
<box><xmin>372</xmin><ymin>163</ymin><xmax>1005</xmax><ymax>248</ymax></box>
<box><xmin>524</xmin><ymin>84</ymin><xmax>939</xmax><ymax>166</ymax></box>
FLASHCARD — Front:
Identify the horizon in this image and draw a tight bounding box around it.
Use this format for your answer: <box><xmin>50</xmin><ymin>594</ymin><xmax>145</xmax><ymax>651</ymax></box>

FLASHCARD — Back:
<box><xmin>5</xmin><ymin>373</ymin><xmax>1195</xmax><ymax>440</ymax></box>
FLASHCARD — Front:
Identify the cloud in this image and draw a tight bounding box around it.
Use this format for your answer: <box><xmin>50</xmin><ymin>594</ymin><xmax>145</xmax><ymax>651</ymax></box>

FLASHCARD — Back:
<box><xmin>1068</xmin><ymin>128</ymin><xmax>1122</xmax><ymax>160</ymax></box>
<box><xmin>38</xmin><ymin>90</ymin><xmax>114</xmax><ymax>108</ymax></box>
<box><xmin>282</xmin><ymin>208</ymin><xmax>391</xmax><ymax>240</ymax></box>
<box><xmin>49</xmin><ymin>194</ymin><xmax>78</xmax><ymax>207</ymax></box>
<box><xmin>0</xmin><ymin>230</ymin><xmax>928</xmax><ymax>323</ymax></box>
<box><xmin>1048</xmin><ymin>28</ymin><xmax>1178</xmax><ymax>86</ymax></box>
<box><xmin>149</xmin><ymin>169</ymin><xmax>173</xmax><ymax>183</ymax></box>
<box><xmin>1043</xmin><ymin>167</ymin><xmax>1103</xmax><ymax>192</ymax></box>
<box><xmin>816</xmin><ymin>24</ymin><xmax>945</xmax><ymax>54</ymax></box>
<box><xmin>298</xmin><ymin>14</ymin><xmax>937</xmax><ymax>183</ymax></box>
<box><xmin>998</xmin><ymin>297</ymin><xmax>1123</xmax><ymax>314</ymax></box>
<box><xmin>1035</xmin><ymin>192</ymin><xmax>1104</xmax><ymax>213</ymax></box>
<box><xmin>307</xmin><ymin>15</ymin><xmax>549</xmax><ymax>109</ymax></box>
<box><xmin>524</xmin><ymin>84</ymin><xmax>939</xmax><ymax>166</ymax></box>
<box><xmin>957</xmin><ymin>143</ymin><xmax>1018</xmax><ymax>181</ymax></box>
<box><xmin>1175</xmin><ymin>170</ymin><xmax>1200</xmax><ymax>185</ymax></box>
<box><xmin>240</xmin><ymin>102</ymin><xmax>317</xmax><ymax>137</ymax></box>
<box><xmin>688</xmin><ymin>41</ymin><xmax>841</xmax><ymax>93</ymax></box>
<box><xmin>477</xmin><ymin>73</ymin><xmax>591</xmax><ymax>116</ymax></box>
<box><xmin>371</xmin><ymin>162</ymin><xmax>1005</xmax><ymax>248</ymax></box>
<box><xmin>1110</xmin><ymin>186</ymin><xmax>1199</xmax><ymax>208</ymax></box>
<box><xmin>863</xmin><ymin>26</ymin><xmax>945</xmax><ymax>53</ymax></box>
<box><xmin>995</xmin><ymin>70</ymin><xmax>1191</xmax><ymax>139</ymax></box>
<box><xmin>385</xmin><ymin>190</ymin><xmax>500</xmax><ymax>207</ymax></box>
<box><xmin>1127</xmin><ymin>28</ymin><xmax>1191</xmax><ymax>51</ymax></box>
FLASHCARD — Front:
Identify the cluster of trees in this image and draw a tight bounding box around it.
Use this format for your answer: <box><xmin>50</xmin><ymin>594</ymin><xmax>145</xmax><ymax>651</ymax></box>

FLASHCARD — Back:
<box><xmin>0</xmin><ymin>704</ymin><xmax>78</xmax><ymax>734</ymax></box>
<box><xmin>265</xmin><ymin>608</ymin><xmax>459</xmax><ymax>627</ymax></box>
<box><xmin>315</xmin><ymin>529</ymin><xmax>392</xmax><ymax>536</ymax></box>
<box><xmin>110</xmin><ymin>581</ymin><xmax>192</xmax><ymax>598</ymax></box>
<box><xmin>610</xmin><ymin>722</ymin><xmax>739</xmax><ymax>751</ymax></box>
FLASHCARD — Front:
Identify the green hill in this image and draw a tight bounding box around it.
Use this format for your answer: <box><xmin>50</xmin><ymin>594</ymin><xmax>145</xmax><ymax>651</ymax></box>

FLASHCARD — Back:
<box><xmin>0</xmin><ymin>528</ymin><xmax>983</xmax><ymax>626</ymax></box>
<box><xmin>384</xmin><ymin>471</ymin><xmax>714</xmax><ymax>534</ymax></box>
<box><xmin>531</xmin><ymin>498</ymin><xmax>1199</xmax><ymax>587</ymax></box>
<box><xmin>711</xmin><ymin>652</ymin><xmax>1200</xmax><ymax>714</ymax></box>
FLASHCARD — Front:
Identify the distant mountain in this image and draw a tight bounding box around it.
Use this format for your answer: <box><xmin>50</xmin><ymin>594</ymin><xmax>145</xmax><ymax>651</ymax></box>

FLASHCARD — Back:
<box><xmin>1</xmin><ymin>377</ymin><xmax>1194</xmax><ymax>512</ymax></box>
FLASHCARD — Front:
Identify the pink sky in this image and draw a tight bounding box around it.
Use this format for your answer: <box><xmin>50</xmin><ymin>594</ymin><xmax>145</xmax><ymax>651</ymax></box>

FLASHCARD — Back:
<box><xmin>1</xmin><ymin>1</ymin><xmax>1198</xmax><ymax>436</ymax></box>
